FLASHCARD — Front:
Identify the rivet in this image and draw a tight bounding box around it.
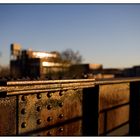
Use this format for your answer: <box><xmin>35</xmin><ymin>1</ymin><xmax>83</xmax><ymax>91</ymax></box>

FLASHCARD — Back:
<box><xmin>47</xmin><ymin>105</ymin><xmax>52</xmax><ymax>110</ymax></box>
<box><xmin>37</xmin><ymin>106</ymin><xmax>42</xmax><ymax>112</ymax></box>
<box><xmin>21</xmin><ymin>122</ymin><xmax>26</xmax><ymax>128</ymax></box>
<box><xmin>21</xmin><ymin>95</ymin><xmax>27</xmax><ymax>101</ymax></box>
<box><xmin>47</xmin><ymin>116</ymin><xmax>53</xmax><ymax>122</ymax></box>
<box><xmin>37</xmin><ymin>93</ymin><xmax>42</xmax><ymax>99</ymax></box>
<box><xmin>59</xmin><ymin>127</ymin><xmax>64</xmax><ymax>132</ymax></box>
<box><xmin>37</xmin><ymin>119</ymin><xmax>42</xmax><ymax>125</ymax></box>
<box><xmin>59</xmin><ymin>91</ymin><xmax>64</xmax><ymax>96</ymax></box>
<box><xmin>47</xmin><ymin>92</ymin><xmax>52</xmax><ymax>98</ymax></box>
<box><xmin>59</xmin><ymin>102</ymin><xmax>64</xmax><ymax>107</ymax></box>
<box><xmin>21</xmin><ymin>108</ymin><xmax>26</xmax><ymax>114</ymax></box>
<box><xmin>59</xmin><ymin>114</ymin><xmax>64</xmax><ymax>119</ymax></box>
<box><xmin>47</xmin><ymin>131</ymin><xmax>52</xmax><ymax>136</ymax></box>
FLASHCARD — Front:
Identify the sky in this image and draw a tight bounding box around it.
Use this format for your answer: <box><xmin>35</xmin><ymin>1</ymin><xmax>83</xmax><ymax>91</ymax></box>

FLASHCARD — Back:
<box><xmin>0</xmin><ymin>4</ymin><xmax>140</xmax><ymax>68</ymax></box>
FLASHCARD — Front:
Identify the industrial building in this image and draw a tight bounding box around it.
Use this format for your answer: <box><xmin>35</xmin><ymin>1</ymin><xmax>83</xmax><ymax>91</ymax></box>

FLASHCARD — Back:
<box><xmin>10</xmin><ymin>43</ymin><xmax>65</xmax><ymax>79</ymax></box>
<box><xmin>10</xmin><ymin>43</ymin><xmax>123</xmax><ymax>80</ymax></box>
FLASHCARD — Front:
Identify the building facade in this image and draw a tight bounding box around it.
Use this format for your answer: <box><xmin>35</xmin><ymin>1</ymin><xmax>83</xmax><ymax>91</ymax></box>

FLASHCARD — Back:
<box><xmin>10</xmin><ymin>43</ymin><xmax>64</xmax><ymax>79</ymax></box>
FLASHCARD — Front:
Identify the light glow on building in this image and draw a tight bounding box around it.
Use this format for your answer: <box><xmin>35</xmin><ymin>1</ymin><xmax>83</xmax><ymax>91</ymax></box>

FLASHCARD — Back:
<box><xmin>42</xmin><ymin>62</ymin><xmax>62</xmax><ymax>67</ymax></box>
<box><xmin>32</xmin><ymin>52</ymin><xmax>57</xmax><ymax>58</ymax></box>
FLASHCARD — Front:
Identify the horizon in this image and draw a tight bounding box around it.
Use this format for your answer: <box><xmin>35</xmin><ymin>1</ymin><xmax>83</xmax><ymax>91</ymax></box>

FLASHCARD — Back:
<box><xmin>1</xmin><ymin>4</ymin><xmax>140</xmax><ymax>68</ymax></box>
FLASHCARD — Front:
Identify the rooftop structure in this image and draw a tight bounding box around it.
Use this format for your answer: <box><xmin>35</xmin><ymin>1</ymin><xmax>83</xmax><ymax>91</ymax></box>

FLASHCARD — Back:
<box><xmin>10</xmin><ymin>43</ymin><xmax>64</xmax><ymax>79</ymax></box>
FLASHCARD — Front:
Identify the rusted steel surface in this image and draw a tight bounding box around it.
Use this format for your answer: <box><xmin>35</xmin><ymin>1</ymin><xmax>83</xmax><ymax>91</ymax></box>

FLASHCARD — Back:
<box><xmin>1</xmin><ymin>78</ymin><xmax>140</xmax><ymax>136</ymax></box>
<box><xmin>0</xmin><ymin>96</ymin><xmax>17</xmax><ymax>135</ymax></box>
<box><xmin>95</xmin><ymin>77</ymin><xmax>140</xmax><ymax>85</ymax></box>
<box><xmin>0</xmin><ymin>79</ymin><xmax>92</xmax><ymax>136</ymax></box>
<box><xmin>18</xmin><ymin>89</ymin><xmax>82</xmax><ymax>136</ymax></box>
<box><xmin>99</xmin><ymin>83</ymin><xmax>130</xmax><ymax>135</ymax></box>
<box><xmin>1</xmin><ymin>77</ymin><xmax>140</xmax><ymax>96</ymax></box>
<box><xmin>0</xmin><ymin>79</ymin><xmax>95</xmax><ymax>96</ymax></box>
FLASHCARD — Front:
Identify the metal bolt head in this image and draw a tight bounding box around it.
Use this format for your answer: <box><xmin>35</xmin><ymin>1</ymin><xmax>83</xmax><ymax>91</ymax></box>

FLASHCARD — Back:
<box><xmin>37</xmin><ymin>106</ymin><xmax>42</xmax><ymax>112</ymax></box>
<box><xmin>47</xmin><ymin>92</ymin><xmax>52</xmax><ymax>98</ymax></box>
<box><xmin>59</xmin><ymin>127</ymin><xmax>64</xmax><ymax>132</ymax></box>
<box><xmin>47</xmin><ymin>116</ymin><xmax>53</xmax><ymax>122</ymax></box>
<box><xmin>37</xmin><ymin>93</ymin><xmax>42</xmax><ymax>99</ymax></box>
<box><xmin>59</xmin><ymin>102</ymin><xmax>64</xmax><ymax>107</ymax></box>
<box><xmin>47</xmin><ymin>105</ymin><xmax>52</xmax><ymax>110</ymax></box>
<box><xmin>21</xmin><ymin>122</ymin><xmax>26</xmax><ymax>128</ymax></box>
<box><xmin>21</xmin><ymin>108</ymin><xmax>26</xmax><ymax>114</ymax></box>
<box><xmin>59</xmin><ymin>91</ymin><xmax>64</xmax><ymax>96</ymax></box>
<box><xmin>37</xmin><ymin>119</ymin><xmax>42</xmax><ymax>125</ymax></box>
<box><xmin>21</xmin><ymin>95</ymin><xmax>27</xmax><ymax>101</ymax></box>
<box><xmin>59</xmin><ymin>114</ymin><xmax>64</xmax><ymax>119</ymax></box>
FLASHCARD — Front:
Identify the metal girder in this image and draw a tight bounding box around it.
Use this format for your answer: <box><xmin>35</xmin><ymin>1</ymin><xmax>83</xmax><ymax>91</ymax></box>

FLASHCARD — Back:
<box><xmin>0</xmin><ymin>96</ymin><xmax>17</xmax><ymax>135</ymax></box>
<box><xmin>0</xmin><ymin>79</ymin><xmax>95</xmax><ymax>96</ymax></box>
<box><xmin>17</xmin><ymin>89</ymin><xmax>82</xmax><ymax>136</ymax></box>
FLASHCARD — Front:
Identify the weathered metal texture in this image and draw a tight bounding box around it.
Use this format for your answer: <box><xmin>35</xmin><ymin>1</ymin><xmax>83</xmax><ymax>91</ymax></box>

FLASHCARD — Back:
<box><xmin>1</xmin><ymin>77</ymin><xmax>140</xmax><ymax>96</ymax></box>
<box><xmin>18</xmin><ymin>89</ymin><xmax>82</xmax><ymax>136</ymax></box>
<box><xmin>0</xmin><ymin>79</ymin><xmax>93</xmax><ymax>136</ymax></box>
<box><xmin>0</xmin><ymin>96</ymin><xmax>17</xmax><ymax>135</ymax></box>
<box><xmin>5</xmin><ymin>79</ymin><xmax>95</xmax><ymax>95</ymax></box>
<box><xmin>99</xmin><ymin>83</ymin><xmax>130</xmax><ymax>135</ymax></box>
<box><xmin>1</xmin><ymin>78</ymin><xmax>140</xmax><ymax>136</ymax></box>
<box><xmin>95</xmin><ymin>77</ymin><xmax>140</xmax><ymax>85</ymax></box>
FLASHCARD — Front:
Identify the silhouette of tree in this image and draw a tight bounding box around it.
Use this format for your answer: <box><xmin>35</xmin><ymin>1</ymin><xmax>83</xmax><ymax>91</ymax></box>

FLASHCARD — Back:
<box><xmin>54</xmin><ymin>49</ymin><xmax>84</xmax><ymax>79</ymax></box>
<box><xmin>60</xmin><ymin>49</ymin><xmax>83</xmax><ymax>65</ymax></box>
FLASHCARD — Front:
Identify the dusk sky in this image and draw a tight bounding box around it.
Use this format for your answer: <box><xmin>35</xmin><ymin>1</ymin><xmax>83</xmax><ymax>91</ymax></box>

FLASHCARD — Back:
<box><xmin>0</xmin><ymin>4</ymin><xmax>140</xmax><ymax>68</ymax></box>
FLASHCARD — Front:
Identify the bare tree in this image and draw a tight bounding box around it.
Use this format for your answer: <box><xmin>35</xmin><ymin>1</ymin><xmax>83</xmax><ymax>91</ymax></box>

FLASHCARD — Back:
<box><xmin>54</xmin><ymin>49</ymin><xmax>84</xmax><ymax>79</ymax></box>
<box><xmin>60</xmin><ymin>49</ymin><xmax>83</xmax><ymax>65</ymax></box>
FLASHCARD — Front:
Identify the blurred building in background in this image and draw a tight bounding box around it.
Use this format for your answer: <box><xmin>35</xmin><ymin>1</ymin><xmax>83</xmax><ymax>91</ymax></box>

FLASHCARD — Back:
<box><xmin>10</xmin><ymin>43</ymin><xmax>65</xmax><ymax>79</ymax></box>
<box><xmin>10</xmin><ymin>43</ymin><xmax>105</xmax><ymax>79</ymax></box>
<box><xmin>10</xmin><ymin>43</ymin><xmax>140</xmax><ymax>80</ymax></box>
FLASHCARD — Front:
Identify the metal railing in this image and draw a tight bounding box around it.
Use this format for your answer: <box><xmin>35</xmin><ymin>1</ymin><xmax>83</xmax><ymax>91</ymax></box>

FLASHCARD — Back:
<box><xmin>0</xmin><ymin>77</ymin><xmax>140</xmax><ymax>136</ymax></box>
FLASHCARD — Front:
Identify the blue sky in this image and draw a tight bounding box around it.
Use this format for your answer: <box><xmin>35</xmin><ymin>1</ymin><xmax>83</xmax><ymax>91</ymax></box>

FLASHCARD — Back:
<box><xmin>0</xmin><ymin>4</ymin><xmax>140</xmax><ymax>68</ymax></box>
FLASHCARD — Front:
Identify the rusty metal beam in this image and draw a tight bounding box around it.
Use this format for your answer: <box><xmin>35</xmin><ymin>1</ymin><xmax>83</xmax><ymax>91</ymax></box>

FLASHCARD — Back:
<box><xmin>0</xmin><ymin>79</ymin><xmax>95</xmax><ymax>96</ymax></box>
<box><xmin>1</xmin><ymin>77</ymin><xmax>140</xmax><ymax>96</ymax></box>
<box><xmin>95</xmin><ymin>77</ymin><xmax>140</xmax><ymax>85</ymax></box>
<box><xmin>1</xmin><ymin>77</ymin><xmax>140</xmax><ymax>136</ymax></box>
<box><xmin>0</xmin><ymin>96</ymin><xmax>17</xmax><ymax>135</ymax></box>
